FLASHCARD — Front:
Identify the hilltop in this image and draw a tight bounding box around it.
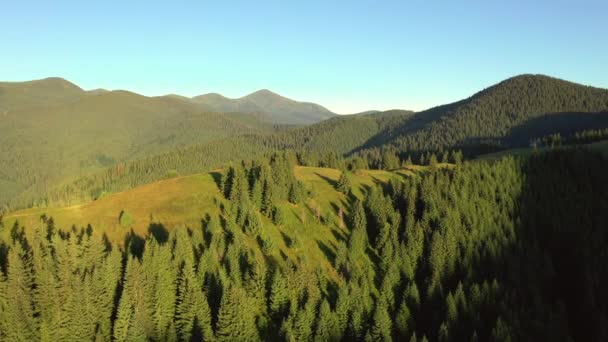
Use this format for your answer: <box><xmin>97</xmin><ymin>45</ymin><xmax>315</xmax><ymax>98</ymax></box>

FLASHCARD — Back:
<box><xmin>192</xmin><ymin>88</ymin><xmax>336</xmax><ymax>124</ymax></box>
<box><xmin>0</xmin><ymin>78</ymin><xmax>340</xmax><ymax>208</ymax></box>
<box><xmin>367</xmin><ymin>74</ymin><xmax>608</xmax><ymax>154</ymax></box>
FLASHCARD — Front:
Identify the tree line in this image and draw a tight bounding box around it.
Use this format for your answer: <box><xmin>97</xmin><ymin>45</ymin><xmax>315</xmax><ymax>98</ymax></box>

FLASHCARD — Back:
<box><xmin>1</xmin><ymin>149</ymin><xmax>607</xmax><ymax>341</ymax></box>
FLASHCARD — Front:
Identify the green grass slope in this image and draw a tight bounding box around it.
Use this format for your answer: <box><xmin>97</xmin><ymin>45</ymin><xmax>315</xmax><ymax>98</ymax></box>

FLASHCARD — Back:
<box><xmin>3</xmin><ymin>165</ymin><xmax>416</xmax><ymax>245</ymax></box>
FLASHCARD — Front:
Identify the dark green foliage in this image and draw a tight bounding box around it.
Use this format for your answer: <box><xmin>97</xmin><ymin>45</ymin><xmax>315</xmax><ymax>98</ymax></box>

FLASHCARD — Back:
<box><xmin>370</xmin><ymin>300</ymin><xmax>392</xmax><ymax>341</ymax></box>
<box><xmin>336</xmin><ymin>171</ymin><xmax>352</xmax><ymax>194</ymax></box>
<box><xmin>216</xmin><ymin>287</ymin><xmax>260</xmax><ymax>341</ymax></box>
<box><xmin>1</xmin><ymin>149</ymin><xmax>608</xmax><ymax>341</ymax></box>
<box><xmin>348</xmin><ymin>200</ymin><xmax>368</xmax><ymax>262</ymax></box>
<box><xmin>272</xmin><ymin>206</ymin><xmax>285</xmax><ymax>226</ymax></box>
<box><xmin>374</xmin><ymin>74</ymin><xmax>608</xmax><ymax>155</ymax></box>
<box><xmin>288</xmin><ymin>182</ymin><xmax>304</xmax><ymax>204</ymax></box>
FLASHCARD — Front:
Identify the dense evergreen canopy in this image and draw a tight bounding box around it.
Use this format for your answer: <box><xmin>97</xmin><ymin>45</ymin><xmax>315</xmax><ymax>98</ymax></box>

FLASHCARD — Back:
<box><xmin>1</xmin><ymin>149</ymin><xmax>607</xmax><ymax>341</ymax></box>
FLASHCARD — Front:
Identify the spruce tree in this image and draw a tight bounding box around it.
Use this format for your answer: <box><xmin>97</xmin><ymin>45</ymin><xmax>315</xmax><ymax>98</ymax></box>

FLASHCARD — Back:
<box><xmin>395</xmin><ymin>299</ymin><xmax>412</xmax><ymax>338</ymax></box>
<box><xmin>370</xmin><ymin>299</ymin><xmax>392</xmax><ymax>342</ymax></box>
<box><xmin>348</xmin><ymin>200</ymin><xmax>368</xmax><ymax>261</ymax></box>
<box><xmin>216</xmin><ymin>287</ymin><xmax>260</xmax><ymax>341</ymax></box>
<box><xmin>337</xmin><ymin>171</ymin><xmax>352</xmax><ymax>194</ymax></box>
<box><xmin>1</xmin><ymin>244</ymin><xmax>39</xmax><ymax>342</ymax></box>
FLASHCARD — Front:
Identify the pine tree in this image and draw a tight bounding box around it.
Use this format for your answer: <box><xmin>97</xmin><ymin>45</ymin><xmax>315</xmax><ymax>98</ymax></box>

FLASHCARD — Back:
<box><xmin>288</xmin><ymin>182</ymin><xmax>304</xmax><ymax>204</ymax></box>
<box><xmin>113</xmin><ymin>256</ymin><xmax>150</xmax><ymax>342</ymax></box>
<box><xmin>272</xmin><ymin>206</ymin><xmax>285</xmax><ymax>226</ymax></box>
<box><xmin>451</xmin><ymin>150</ymin><xmax>463</xmax><ymax>165</ymax></box>
<box><xmin>269</xmin><ymin>270</ymin><xmax>289</xmax><ymax>316</ymax></box>
<box><xmin>216</xmin><ymin>287</ymin><xmax>260</xmax><ymax>341</ymax></box>
<box><xmin>261</xmin><ymin>178</ymin><xmax>275</xmax><ymax>217</ymax></box>
<box><xmin>175</xmin><ymin>255</ymin><xmax>213</xmax><ymax>341</ymax></box>
<box><xmin>429</xmin><ymin>153</ymin><xmax>439</xmax><ymax>172</ymax></box>
<box><xmin>446</xmin><ymin>291</ymin><xmax>458</xmax><ymax>324</ymax></box>
<box><xmin>348</xmin><ymin>200</ymin><xmax>368</xmax><ymax>261</ymax></box>
<box><xmin>441</xmin><ymin>151</ymin><xmax>449</xmax><ymax>163</ymax></box>
<box><xmin>337</xmin><ymin>171</ymin><xmax>352</xmax><ymax>194</ymax></box>
<box><xmin>315</xmin><ymin>299</ymin><xmax>340</xmax><ymax>342</ymax></box>
<box><xmin>395</xmin><ymin>300</ymin><xmax>412</xmax><ymax>338</ymax></box>
<box><xmin>1</xmin><ymin>244</ymin><xmax>39</xmax><ymax>342</ymax></box>
<box><xmin>370</xmin><ymin>299</ymin><xmax>392</xmax><ymax>342</ymax></box>
<box><xmin>438</xmin><ymin>322</ymin><xmax>449</xmax><ymax>342</ymax></box>
<box><xmin>251</xmin><ymin>179</ymin><xmax>263</xmax><ymax>208</ymax></box>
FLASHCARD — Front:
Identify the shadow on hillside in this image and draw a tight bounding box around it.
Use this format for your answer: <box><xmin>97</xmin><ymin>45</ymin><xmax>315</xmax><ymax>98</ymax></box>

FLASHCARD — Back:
<box><xmin>200</xmin><ymin>214</ymin><xmax>213</xmax><ymax>247</ymax></box>
<box><xmin>314</xmin><ymin>172</ymin><xmax>338</xmax><ymax>188</ymax></box>
<box><xmin>510</xmin><ymin>149</ymin><xmax>608</xmax><ymax>341</ymax></box>
<box><xmin>149</xmin><ymin>223</ymin><xmax>169</xmax><ymax>244</ymax></box>
<box><xmin>124</xmin><ymin>229</ymin><xmax>145</xmax><ymax>259</ymax></box>
<box><xmin>0</xmin><ymin>241</ymin><xmax>7</xmax><ymax>274</ymax></box>
<box><xmin>280</xmin><ymin>231</ymin><xmax>292</xmax><ymax>248</ymax></box>
<box><xmin>350</xmin><ymin>98</ymin><xmax>471</xmax><ymax>154</ymax></box>
<box><xmin>209</xmin><ymin>171</ymin><xmax>223</xmax><ymax>192</ymax></box>
<box><xmin>316</xmin><ymin>240</ymin><xmax>336</xmax><ymax>264</ymax></box>
<box><xmin>505</xmin><ymin>111</ymin><xmax>608</xmax><ymax>146</ymax></box>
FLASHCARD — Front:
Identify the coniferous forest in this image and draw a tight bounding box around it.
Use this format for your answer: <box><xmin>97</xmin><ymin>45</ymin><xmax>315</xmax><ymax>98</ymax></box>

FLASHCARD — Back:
<box><xmin>1</xmin><ymin>149</ymin><xmax>607</xmax><ymax>341</ymax></box>
<box><xmin>3</xmin><ymin>1</ymin><xmax>608</xmax><ymax>340</ymax></box>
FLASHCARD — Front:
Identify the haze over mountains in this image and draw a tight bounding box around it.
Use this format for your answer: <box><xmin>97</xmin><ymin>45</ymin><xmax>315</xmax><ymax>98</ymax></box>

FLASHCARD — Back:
<box><xmin>0</xmin><ymin>77</ymin><xmax>336</xmax><ymax>124</ymax></box>
<box><xmin>192</xmin><ymin>89</ymin><xmax>336</xmax><ymax>124</ymax></box>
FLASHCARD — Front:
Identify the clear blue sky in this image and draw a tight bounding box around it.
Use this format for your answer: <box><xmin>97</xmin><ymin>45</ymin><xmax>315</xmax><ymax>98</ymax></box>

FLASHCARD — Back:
<box><xmin>1</xmin><ymin>0</ymin><xmax>606</xmax><ymax>113</ymax></box>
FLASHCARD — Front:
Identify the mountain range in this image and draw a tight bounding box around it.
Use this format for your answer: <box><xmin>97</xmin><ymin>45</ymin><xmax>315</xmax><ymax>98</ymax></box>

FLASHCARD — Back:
<box><xmin>2</xmin><ymin>74</ymin><xmax>608</xmax><ymax>210</ymax></box>
<box><xmin>192</xmin><ymin>89</ymin><xmax>335</xmax><ymax>124</ymax></box>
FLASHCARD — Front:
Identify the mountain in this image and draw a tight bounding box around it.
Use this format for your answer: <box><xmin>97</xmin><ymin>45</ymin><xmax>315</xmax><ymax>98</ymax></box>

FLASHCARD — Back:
<box><xmin>0</xmin><ymin>77</ymin><xmax>85</xmax><ymax>112</ymax></box>
<box><xmin>192</xmin><ymin>89</ymin><xmax>336</xmax><ymax>124</ymax></box>
<box><xmin>0</xmin><ymin>78</ymin><xmax>281</xmax><ymax>207</ymax></box>
<box><xmin>365</xmin><ymin>74</ymin><xmax>608</xmax><ymax>154</ymax></box>
<box><xmin>4</xmin><ymin>74</ymin><xmax>608</xmax><ymax>211</ymax></box>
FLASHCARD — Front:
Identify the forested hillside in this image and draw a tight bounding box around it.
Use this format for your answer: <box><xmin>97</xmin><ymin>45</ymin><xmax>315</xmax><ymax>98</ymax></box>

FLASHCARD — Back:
<box><xmin>3</xmin><ymin>74</ymin><xmax>608</xmax><ymax>213</ymax></box>
<box><xmin>5</xmin><ymin>110</ymin><xmax>419</xmax><ymax>210</ymax></box>
<box><xmin>1</xmin><ymin>149</ymin><xmax>607</xmax><ymax>341</ymax></box>
<box><xmin>368</xmin><ymin>74</ymin><xmax>608</xmax><ymax>154</ymax></box>
<box><xmin>0</xmin><ymin>78</ymin><xmax>289</xmax><ymax>207</ymax></box>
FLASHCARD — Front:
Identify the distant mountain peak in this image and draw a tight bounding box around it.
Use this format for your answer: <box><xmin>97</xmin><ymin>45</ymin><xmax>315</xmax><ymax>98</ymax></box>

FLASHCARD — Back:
<box><xmin>194</xmin><ymin>92</ymin><xmax>229</xmax><ymax>100</ymax></box>
<box><xmin>246</xmin><ymin>89</ymin><xmax>280</xmax><ymax>97</ymax></box>
<box><xmin>26</xmin><ymin>77</ymin><xmax>84</xmax><ymax>91</ymax></box>
<box><xmin>191</xmin><ymin>89</ymin><xmax>336</xmax><ymax>124</ymax></box>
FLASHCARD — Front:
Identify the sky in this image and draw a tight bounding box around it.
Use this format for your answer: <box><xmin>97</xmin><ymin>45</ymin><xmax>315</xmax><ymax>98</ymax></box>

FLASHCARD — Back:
<box><xmin>1</xmin><ymin>0</ymin><xmax>607</xmax><ymax>113</ymax></box>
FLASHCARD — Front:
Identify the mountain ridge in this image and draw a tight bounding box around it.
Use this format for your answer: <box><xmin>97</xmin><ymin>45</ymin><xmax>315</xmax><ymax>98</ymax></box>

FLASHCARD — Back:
<box><xmin>192</xmin><ymin>88</ymin><xmax>336</xmax><ymax>124</ymax></box>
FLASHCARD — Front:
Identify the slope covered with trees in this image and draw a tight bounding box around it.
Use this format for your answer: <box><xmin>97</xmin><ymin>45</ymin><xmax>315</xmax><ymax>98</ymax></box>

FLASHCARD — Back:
<box><xmin>1</xmin><ymin>149</ymin><xmax>607</xmax><ymax>341</ymax></box>
<box><xmin>368</xmin><ymin>74</ymin><xmax>608</xmax><ymax>154</ymax></box>
<box><xmin>0</xmin><ymin>78</ymin><xmax>285</xmax><ymax>207</ymax></box>
<box><xmin>3</xmin><ymin>74</ymin><xmax>608</xmax><ymax>214</ymax></box>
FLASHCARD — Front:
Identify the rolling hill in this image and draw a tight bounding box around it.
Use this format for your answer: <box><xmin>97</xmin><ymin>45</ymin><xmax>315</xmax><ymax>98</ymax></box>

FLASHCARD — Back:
<box><xmin>1</xmin><ymin>165</ymin><xmax>414</xmax><ymax>245</ymax></box>
<box><xmin>3</xmin><ymin>74</ymin><xmax>608</xmax><ymax>212</ymax></box>
<box><xmin>0</xmin><ymin>78</ymin><xmax>284</xmax><ymax>207</ymax></box>
<box><xmin>362</xmin><ymin>74</ymin><xmax>608</xmax><ymax>154</ymax></box>
<box><xmin>0</xmin><ymin>77</ymin><xmax>86</xmax><ymax>112</ymax></box>
<box><xmin>192</xmin><ymin>89</ymin><xmax>336</xmax><ymax>124</ymax></box>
